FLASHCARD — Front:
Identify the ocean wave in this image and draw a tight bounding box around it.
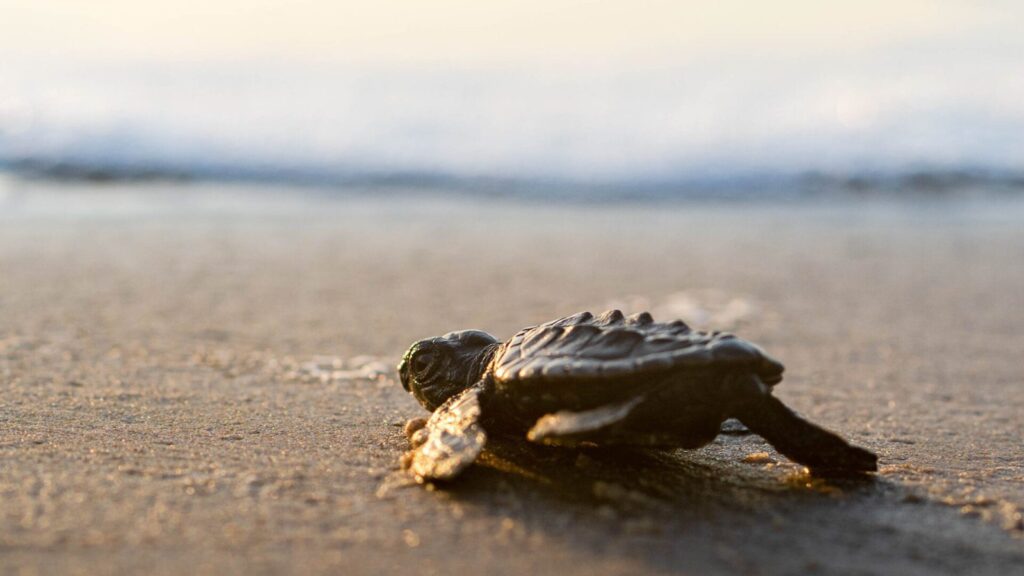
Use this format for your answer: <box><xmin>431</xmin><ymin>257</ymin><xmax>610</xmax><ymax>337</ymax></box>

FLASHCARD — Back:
<box><xmin>3</xmin><ymin>58</ymin><xmax>1024</xmax><ymax>198</ymax></box>
<box><xmin>4</xmin><ymin>157</ymin><xmax>1022</xmax><ymax>201</ymax></box>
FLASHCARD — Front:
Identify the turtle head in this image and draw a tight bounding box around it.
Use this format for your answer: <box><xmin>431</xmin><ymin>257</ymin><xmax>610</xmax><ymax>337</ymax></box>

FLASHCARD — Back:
<box><xmin>398</xmin><ymin>330</ymin><xmax>499</xmax><ymax>411</ymax></box>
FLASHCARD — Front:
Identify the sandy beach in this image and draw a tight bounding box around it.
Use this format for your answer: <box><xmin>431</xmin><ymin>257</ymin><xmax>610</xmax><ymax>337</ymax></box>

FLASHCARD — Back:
<box><xmin>1</xmin><ymin>180</ymin><xmax>1023</xmax><ymax>575</ymax></box>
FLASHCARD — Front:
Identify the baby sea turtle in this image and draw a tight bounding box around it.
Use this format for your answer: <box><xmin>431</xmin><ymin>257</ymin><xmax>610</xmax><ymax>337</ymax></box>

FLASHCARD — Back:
<box><xmin>398</xmin><ymin>310</ymin><xmax>877</xmax><ymax>481</ymax></box>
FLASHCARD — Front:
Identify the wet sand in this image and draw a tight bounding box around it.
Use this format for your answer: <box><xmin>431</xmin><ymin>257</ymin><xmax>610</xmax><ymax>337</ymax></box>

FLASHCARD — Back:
<box><xmin>1</xmin><ymin>181</ymin><xmax>1023</xmax><ymax>575</ymax></box>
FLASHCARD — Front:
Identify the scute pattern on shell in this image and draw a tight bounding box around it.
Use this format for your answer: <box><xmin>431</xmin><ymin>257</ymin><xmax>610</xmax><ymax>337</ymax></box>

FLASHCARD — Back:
<box><xmin>493</xmin><ymin>310</ymin><xmax>784</xmax><ymax>385</ymax></box>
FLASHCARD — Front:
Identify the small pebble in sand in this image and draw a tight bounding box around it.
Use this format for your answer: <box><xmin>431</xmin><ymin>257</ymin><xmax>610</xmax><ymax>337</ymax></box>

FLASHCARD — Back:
<box><xmin>402</xmin><ymin>529</ymin><xmax>421</xmax><ymax>548</ymax></box>
<box><xmin>742</xmin><ymin>452</ymin><xmax>775</xmax><ymax>464</ymax></box>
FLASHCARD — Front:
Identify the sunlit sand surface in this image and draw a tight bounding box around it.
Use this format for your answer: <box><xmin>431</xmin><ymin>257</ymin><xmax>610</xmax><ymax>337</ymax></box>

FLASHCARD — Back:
<box><xmin>1</xmin><ymin>181</ymin><xmax>1022</xmax><ymax>574</ymax></box>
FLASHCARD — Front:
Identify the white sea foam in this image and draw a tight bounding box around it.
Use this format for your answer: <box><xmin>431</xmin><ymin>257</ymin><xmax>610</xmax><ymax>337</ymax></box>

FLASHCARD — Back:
<box><xmin>2</xmin><ymin>49</ymin><xmax>1023</xmax><ymax>190</ymax></box>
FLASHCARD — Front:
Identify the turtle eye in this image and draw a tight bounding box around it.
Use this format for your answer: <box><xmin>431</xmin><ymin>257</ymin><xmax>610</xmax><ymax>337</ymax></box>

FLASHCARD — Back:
<box><xmin>413</xmin><ymin>351</ymin><xmax>435</xmax><ymax>375</ymax></box>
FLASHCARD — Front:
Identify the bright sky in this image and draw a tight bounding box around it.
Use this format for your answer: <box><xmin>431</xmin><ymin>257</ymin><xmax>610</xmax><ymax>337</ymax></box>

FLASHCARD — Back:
<box><xmin>0</xmin><ymin>0</ymin><xmax>1008</xmax><ymax>65</ymax></box>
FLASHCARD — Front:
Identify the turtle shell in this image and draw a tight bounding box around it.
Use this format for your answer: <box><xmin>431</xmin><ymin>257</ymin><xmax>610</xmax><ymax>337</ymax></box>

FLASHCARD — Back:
<box><xmin>492</xmin><ymin>310</ymin><xmax>784</xmax><ymax>385</ymax></box>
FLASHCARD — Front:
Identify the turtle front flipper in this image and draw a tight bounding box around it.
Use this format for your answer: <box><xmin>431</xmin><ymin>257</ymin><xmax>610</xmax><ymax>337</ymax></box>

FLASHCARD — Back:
<box><xmin>403</xmin><ymin>380</ymin><xmax>489</xmax><ymax>482</ymax></box>
<box><xmin>730</xmin><ymin>374</ymin><xmax>877</xmax><ymax>475</ymax></box>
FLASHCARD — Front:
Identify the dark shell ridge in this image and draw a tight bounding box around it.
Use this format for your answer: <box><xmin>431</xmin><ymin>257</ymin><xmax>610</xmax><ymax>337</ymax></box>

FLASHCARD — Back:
<box><xmin>493</xmin><ymin>310</ymin><xmax>784</xmax><ymax>385</ymax></box>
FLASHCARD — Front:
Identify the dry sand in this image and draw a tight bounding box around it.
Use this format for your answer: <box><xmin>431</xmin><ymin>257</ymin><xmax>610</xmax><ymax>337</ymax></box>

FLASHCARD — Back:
<box><xmin>1</xmin><ymin>180</ymin><xmax>1023</xmax><ymax>575</ymax></box>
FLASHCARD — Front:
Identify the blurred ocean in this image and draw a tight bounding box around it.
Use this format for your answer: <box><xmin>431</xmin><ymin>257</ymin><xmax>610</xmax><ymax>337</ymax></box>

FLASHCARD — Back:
<box><xmin>2</xmin><ymin>21</ymin><xmax>1023</xmax><ymax>199</ymax></box>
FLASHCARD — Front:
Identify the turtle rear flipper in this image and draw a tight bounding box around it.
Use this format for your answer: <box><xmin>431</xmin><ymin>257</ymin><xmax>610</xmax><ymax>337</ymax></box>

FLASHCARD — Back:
<box><xmin>732</xmin><ymin>377</ymin><xmax>877</xmax><ymax>475</ymax></box>
<box><xmin>405</xmin><ymin>380</ymin><xmax>488</xmax><ymax>481</ymax></box>
<box><xmin>526</xmin><ymin>396</ymin><xmax>644</xmax><ymax>446</ymax></box>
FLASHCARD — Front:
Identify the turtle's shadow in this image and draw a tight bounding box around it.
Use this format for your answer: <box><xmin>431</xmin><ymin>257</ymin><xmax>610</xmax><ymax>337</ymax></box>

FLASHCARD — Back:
<box><xmin>406</xmin><ymin>437</ymin><xmax>1024</xmax><ymax>574</ymax></box>
<box><xmin>444</xmin><ymin>434</ymin><xmax>881</xmax><ymax>520</ymax></box>
<box><xmin>421</xmin><ymin>436</ymin><xmax>886</xmax><ymax>572</ymax></box>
